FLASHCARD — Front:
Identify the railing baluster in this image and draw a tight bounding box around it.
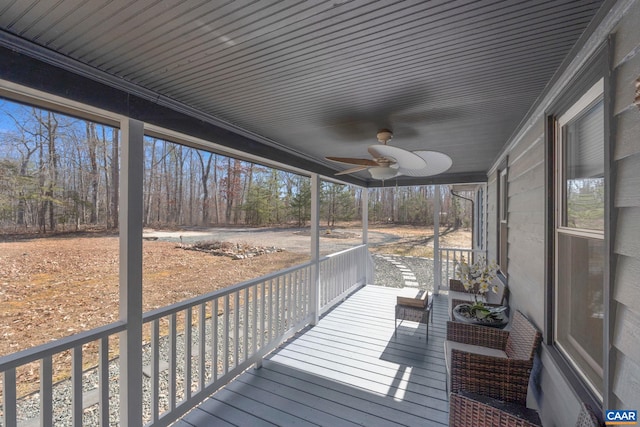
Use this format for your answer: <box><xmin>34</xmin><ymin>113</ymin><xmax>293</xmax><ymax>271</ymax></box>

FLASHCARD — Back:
<box><xmin>294</xmin><ymin>270</ymin><xmax>300</xmax><ymax>321</ymax></box>
<box><xmin>275</xmin><ymin>278</ymin><xmax>281</xmax><ymax>336</ymax></box>
<box><xmin>199</xmin><ymin>303</ymin><xmax>206</xmax><ymax>391</ymax></box>
<box><xmin>331</xmin><ymin>257</ymin><xmax>336</xmax><ymax>301</ymax></box>
<box><xmin>72</xmin><ymin>346</ymin><xmax>82</xmax><ymax>427</ymax></box>
<box><xmin>3</xmin><ymin>368</ymin><xmax>17</xmax><ymax>427</ymax></box>
<box><xmin>185</xmin><ymin>307</ymin><xmax>192</xmax><ymax>401</ymax></box>
<box><xmin>223</xmin><ymin>294</ymin><xmax>229</xmax><ymax>376</ymax></box>
<box><xmin>260</xmin><ymin>282</ymin><xmax>266</xmax><ymax>348</ymax></box>
<box><xmin>151</xmin><ymin>320</ymin><xmax>159</xmax><ymax>423</ymax></box>
<box><xmin>252</xmin><ymin>285</ymin><xmax>258</xmax><ymax>355</ymax></box>
<box><xmin>330</xmin><ymin>258</ymin><xmax>335</xmax><ymax>302</ymax></box>
<box><xmin>234</xmin><ymin>291</ymin><xmax>240</xmax><ymax>368</ymax></box>
<box><xmin>244</xmin><ymin>287</ymin><xmax>249</xmax><ymax>363</ymax></box>
<box><xmin>305</xmin><ymin>266</ymin><xmax>310</xmax><ymax>316</ymax></box>
<box><xmin>322</xmin><ymin>260</ymin><xmax>327</xmax><ymax>305</ymax></box>
<box><xmin>321</xmin><ymin>260</ymin><xmax>326</xmax><ymax>305</ymax></box>
<box><xmin>272</xmin><ymin>279</ymin><xmax>276</xmax><ymax>342</ymax></box>
<box><xmin>282</xmin><ymin>276</ymin><xmax>287</xmax><ymax>334</ymax></box>
<box><xmin>99</xmin><ymin>337</ymin><xmax>109</xmax><ymax>427</ymax></box>
<box><xmin>41</xmin><ymin>356</ymin><xmax>53</xmax><ymax>426</ymax></box>
<box><xmin>340</xmin><ymin>254</ymin><xmax>345</xmax><ymax>294</ymax></box>
<box><xmin>282</xmin><ymin>274</ymin><xmax>287</xmax><ymax>331</ymax></box>
<box><xmin>287</xmin><ymin>273</ymin><xmax>293</xmax><ymax>328</ymax></box>
<box><xmin>169</xmin><ymin>313</ymin><xmax>177</xmax><ymax>411</ymax></box>
<box><xmin>212</xmin><ymin>299</ymin><xmax>218</xmax><ymax>382</ymax></box>
<box><xmin>335</xmin><ymin>257</ymin><xmax>339</xmax><ymax>299</ymax></box>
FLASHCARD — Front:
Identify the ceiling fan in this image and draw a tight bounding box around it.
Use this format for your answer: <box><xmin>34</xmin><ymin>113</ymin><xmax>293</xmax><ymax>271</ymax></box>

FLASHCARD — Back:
<box><xmin>325</xmin><ymin>129</ymin><xmax>453</xmax><ymax>180</ymax></box>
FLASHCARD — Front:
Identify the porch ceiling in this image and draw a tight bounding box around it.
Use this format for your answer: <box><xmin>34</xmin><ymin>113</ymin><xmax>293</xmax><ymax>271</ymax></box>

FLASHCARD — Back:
<box><xmin>0</xmin><ymin>0</ymin><xmax>607</xmax><ymax>186</ymax></box>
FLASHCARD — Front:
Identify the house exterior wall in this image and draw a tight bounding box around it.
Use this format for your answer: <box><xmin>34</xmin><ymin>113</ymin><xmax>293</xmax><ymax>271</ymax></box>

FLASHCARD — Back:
<box><xmin>488</xmin><ymin>0</ymin><xmax>640</xmax><ymax>424</ymax></box>
<box><xmin>611</xmin><ymin>0</ymin><xmax>640</xmax><ymax>412</ymax></box>
<box><xmin>503</xmin><ymin>120</ymin><xmax>546</xmax><ymax>328</ymax></box>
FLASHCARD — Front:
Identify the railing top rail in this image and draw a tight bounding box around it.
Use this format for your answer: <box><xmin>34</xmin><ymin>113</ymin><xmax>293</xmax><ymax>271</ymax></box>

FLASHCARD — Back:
<box><xmin>320</xmin><ymin>244</ymin><xmax>366</xmax><ymax>261</ymax></box>
<box><xmin>438</xmin><ymin>247</ymin><xmax>485</xmax><ymax>251</ymax></box>
<box><xmin>0</xmin><ymin>321</ymin><xmax>127</xmax><ymax>372</ymax></box>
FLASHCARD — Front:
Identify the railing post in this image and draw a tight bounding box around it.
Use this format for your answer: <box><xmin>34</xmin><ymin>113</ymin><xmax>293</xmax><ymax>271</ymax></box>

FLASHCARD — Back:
<box><xmin>119</xmin><ymin>118</ymin><xmax>144</xmax><ymax>427</ymax></box>
<box><xmin>434</xmin><ymin>184</ymin><xmax>441</xmax><ymax>295</ymax></box>
<box><xmin>310</xmin><ymin>173</ymin><xmax>321</xmax><ymax>325</ymax></box>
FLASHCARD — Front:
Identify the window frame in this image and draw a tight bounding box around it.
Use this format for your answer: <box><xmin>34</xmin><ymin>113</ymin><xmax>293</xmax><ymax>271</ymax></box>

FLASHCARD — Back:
<box><xmin>554</xmin><ymin>78</ymin><xmax>605</xmax><ymax>401</ymax></box>
<box><xmin>544</xmin><ymin>40</ymin><xmax>613</xmax><ymax>412</ymax></box>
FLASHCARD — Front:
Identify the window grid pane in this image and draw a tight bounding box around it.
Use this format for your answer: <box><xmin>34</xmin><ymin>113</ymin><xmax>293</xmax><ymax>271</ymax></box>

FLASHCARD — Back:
<box><xmin>562</xmin><ymin>99</ymin><xmax>604</xmax><ymax>231</ymax></box>
<box><xmin>556</xmin><ymin>232</ymin><xmax>604</xmax><ymax>396</ymax></box>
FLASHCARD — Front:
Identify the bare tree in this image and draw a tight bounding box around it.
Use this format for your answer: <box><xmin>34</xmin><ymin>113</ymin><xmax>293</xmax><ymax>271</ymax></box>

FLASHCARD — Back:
<box><xmin>86</xmin><ymin>122</ymin><xmax>99</xmax><ymax>224</ymax></box>
<box><xmin>196</xmin><ymin>150</ymin><xmax>213</xmax><ymax>225</ymax></box>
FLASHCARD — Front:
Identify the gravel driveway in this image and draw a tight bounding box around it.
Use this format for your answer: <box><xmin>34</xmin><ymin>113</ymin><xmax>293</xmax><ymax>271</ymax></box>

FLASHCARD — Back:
<box><xmin>143</xmin><ymin>226</ymin><xmax>402</xmax><ymax>254</ymax></box>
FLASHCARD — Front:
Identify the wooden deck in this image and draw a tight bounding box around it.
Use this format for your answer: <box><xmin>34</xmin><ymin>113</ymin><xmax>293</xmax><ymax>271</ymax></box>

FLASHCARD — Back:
<box><xmin>177</xmin><ymin>285</ymin><xmax>449</xmax><ymax>426</ymax></box>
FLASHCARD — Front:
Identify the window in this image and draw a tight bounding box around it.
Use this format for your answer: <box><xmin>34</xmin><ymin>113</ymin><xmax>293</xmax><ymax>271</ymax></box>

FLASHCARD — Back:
<box><xmin>554</xmin><ymin>79</ymin><xmax>604</xmax><ymax>399</ymax></box>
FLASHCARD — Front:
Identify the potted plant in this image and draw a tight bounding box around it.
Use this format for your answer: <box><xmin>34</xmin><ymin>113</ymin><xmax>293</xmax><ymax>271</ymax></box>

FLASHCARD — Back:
<box><xmin>452</xmin><ymin>256</ymin><xmax>508</xmax><ymax>327</ymax></box>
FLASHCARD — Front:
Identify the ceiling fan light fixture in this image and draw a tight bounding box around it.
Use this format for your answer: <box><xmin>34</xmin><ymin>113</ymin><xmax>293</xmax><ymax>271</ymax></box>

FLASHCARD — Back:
<box><xmin>376</xmin><ymin>129</ymin><xmax>393</xmax><ymax>144</ymax></box>
<box><xmin>369</xmin><ymin>166</ymin><xmax>397</xmax><ymax>180</ymax></box>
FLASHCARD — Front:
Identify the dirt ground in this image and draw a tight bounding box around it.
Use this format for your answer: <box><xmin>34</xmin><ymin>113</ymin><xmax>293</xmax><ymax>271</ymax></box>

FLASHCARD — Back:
<box><xmin>0</xmin><ymin>234</ymin><xmax>310</xmax><ymax>358</ymax></box>
<box><xmin>0</xmin><ymin>225</ymin><xmax>470</xmax><ymax>394</ymax></box>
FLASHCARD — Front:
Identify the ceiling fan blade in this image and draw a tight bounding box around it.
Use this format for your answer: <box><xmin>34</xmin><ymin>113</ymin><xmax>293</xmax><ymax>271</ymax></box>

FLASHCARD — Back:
<box><xmin>397</xmin><ymin>151</ymin><xmax>453</xmax><ymax>176</ymax></box>
<box><xmin>368</xmin><ymin>145</ymin><xmax>426</xmax><ymax>170</ymax></box>
<box><xmin>326</xmin><ymin>156</ymin><xmax>378</xmax><ymax>167</ymax></box>
<box><xmin>335</xmin><ymin>165</ymin><xmax>369</xmax><ymax>175</ymax></box>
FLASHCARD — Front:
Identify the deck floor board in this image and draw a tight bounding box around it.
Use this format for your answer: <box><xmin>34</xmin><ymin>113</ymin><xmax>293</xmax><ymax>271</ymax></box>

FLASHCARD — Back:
<box><xmin>181</xmin><ymin>285</ymin><xmax>450</xmax><ymax>426</ymax></box>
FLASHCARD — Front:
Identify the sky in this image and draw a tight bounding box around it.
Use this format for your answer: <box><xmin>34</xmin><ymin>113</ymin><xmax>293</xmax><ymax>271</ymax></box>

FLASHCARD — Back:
<box><xmin>0</xmin><ymin>98</ymin><xmax>28</xmax><ymax>135</ymax></box>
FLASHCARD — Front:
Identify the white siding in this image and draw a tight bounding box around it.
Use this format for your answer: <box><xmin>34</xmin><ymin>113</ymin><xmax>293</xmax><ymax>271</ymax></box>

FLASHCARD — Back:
<box><xmin>611</xmin><ymin>0</ymin><xmax>640</xmax><ymax>410</ymax></box>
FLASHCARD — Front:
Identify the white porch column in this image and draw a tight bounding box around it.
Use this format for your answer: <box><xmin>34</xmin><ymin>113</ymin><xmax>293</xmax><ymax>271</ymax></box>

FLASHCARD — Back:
<box><xmin>433</xmin><ymin>184</ymin><xmax>441</xmax><ymax>295</ymax></box>
<box><xmin>361</xmin><ymin>187</ymin><xmax>374</xmax><ymax>285</ymax></box>
<box><xmin>310</xmin><ymin>173</ymin><xmax>321</xmax><ymax>325</ymax></box>
<box><xmin>362</xmin><ymin>187</ymin><xmax>368</xmax><ymax>245</ymax></box>
<box><xmin>119</xmin><ymin>118</ymin><xmax>144</xmax><ymax>427</ymax></box>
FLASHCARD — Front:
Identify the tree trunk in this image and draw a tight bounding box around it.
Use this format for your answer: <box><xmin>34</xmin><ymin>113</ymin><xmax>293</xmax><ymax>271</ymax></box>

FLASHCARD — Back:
<box><xmin>87</xmin><ymin>122</ymin><xmax>99</xmax><ymax>224</ymax></box>
<box><xmin>111</xmin><ymin>129</ymin><xmax>119</xmax><ymax>229</ymax></box>
<box><xmin>145</xmin><ymin>139</ymin><xmax>156</xmax><ymax>225</ymax></box>
<box><xmin>225</xmin><ymin>157</ymin><xmax>233</xmax><ymax>224</ymax></box>
<box><xmin>212</xmin><ymin>154</ymin><xmax>219</xmax><ymax>224</ymax></box>
<box><xmin>197</xmin><ymin>151</ymin><xmax>213</xmax><ymax>225</ymax></box>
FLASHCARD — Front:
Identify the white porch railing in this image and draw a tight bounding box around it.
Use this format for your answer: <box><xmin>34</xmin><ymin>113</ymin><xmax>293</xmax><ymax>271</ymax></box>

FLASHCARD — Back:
<box><xmin>319</xmin><ymin>245</ymin><xmax>372</xmax><ymax>315</ymax></box>
<box><xmin>437</xmin><ymin>247</ymin><xmax>486</xmax><ymax>289</ymax></box>
<box><xmin>0</xmin><ymin>244</ymin><xmax>371</xmax><ymax>427</ymax></box>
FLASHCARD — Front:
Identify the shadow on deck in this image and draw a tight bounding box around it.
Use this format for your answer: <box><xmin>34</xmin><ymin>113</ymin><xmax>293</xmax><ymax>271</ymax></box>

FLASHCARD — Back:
<box><xmin>178</xmin><ymin>285</ymin><xmax>449</xmax><ymax>427</ymax></box>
